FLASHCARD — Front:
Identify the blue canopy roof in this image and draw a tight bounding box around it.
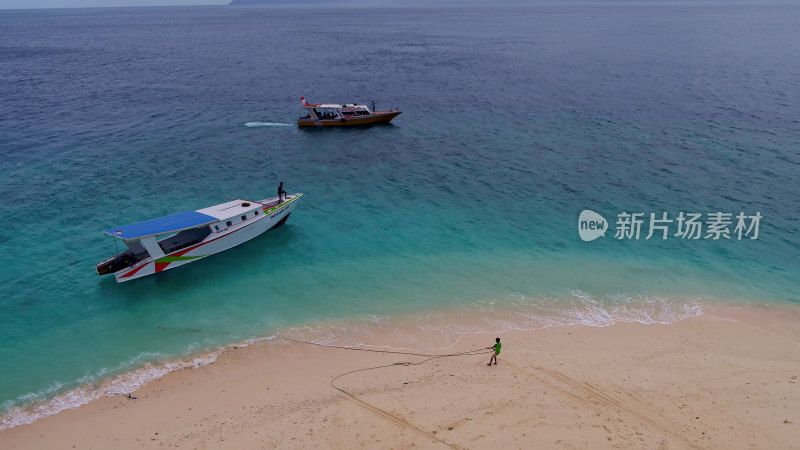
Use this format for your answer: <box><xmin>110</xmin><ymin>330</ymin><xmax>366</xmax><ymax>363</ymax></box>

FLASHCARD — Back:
<box><xmin>103</xmin><ymin>210</ymin><xmax>217</xmax><ymax>240</ymax></box>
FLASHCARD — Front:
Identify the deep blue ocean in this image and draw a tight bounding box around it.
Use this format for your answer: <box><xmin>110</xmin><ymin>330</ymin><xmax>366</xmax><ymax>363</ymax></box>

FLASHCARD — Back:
<box><xmin>1</xmin><ymin>1</ymin><xmax>798</xmax><ymax>428</ymax></box>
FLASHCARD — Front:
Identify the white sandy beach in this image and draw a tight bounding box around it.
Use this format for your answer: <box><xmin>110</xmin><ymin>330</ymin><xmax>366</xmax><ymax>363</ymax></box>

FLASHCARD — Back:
<box><xmin>3</xmin><ymin>303</ymin><xmax>800</xmax><ymax>449</ymax></box>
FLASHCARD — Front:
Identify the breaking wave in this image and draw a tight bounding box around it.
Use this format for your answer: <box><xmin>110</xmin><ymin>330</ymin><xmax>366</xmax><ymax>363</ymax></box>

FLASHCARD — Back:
<box><xmin>276</xmin><ymin>292</ymin><xmax>705</xmax><ymax>353</ymax></box>
<box><xmin>1</xmin><ymin>348</ymin><xmax>224</xmax><ymax>430</ymax></box>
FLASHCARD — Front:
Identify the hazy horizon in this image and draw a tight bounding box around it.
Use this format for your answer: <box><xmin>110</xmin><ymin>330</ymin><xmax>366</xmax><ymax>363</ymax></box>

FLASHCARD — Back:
<box><xmin>0</xmin><ymin>0</ymin><xmax>227</xmax><ymax>9</ymax></box>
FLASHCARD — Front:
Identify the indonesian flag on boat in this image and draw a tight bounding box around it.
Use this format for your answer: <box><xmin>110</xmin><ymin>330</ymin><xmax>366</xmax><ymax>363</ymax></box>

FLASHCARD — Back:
<box><xmin>301</xmin><ymin>96</ymin><xmax>309</xmax><ymax>106</ymax></box>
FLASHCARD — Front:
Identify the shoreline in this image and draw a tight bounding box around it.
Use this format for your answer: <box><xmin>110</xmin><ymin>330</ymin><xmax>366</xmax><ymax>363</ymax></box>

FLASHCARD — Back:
<box><xmin>3</xmin><ymin>301</ymin><xmax>800</xmax><ymax>448</ymax></box>
<box><xmin>1</xmin><ymin>292</ymin><xmax>708</xmax><ymax>430</ymax></box>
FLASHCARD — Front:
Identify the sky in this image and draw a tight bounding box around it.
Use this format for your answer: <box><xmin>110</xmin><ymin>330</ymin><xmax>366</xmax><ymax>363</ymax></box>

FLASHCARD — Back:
<box><xmin>0</xmin><ymin>0</ymin><xmax>228</xmax><ymax>8</ymax></box>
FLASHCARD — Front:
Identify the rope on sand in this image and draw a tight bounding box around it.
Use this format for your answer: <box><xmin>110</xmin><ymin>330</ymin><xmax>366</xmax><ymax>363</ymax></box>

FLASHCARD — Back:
<box><xmin>278</xmin><ymin>336</ymin><xmax>488</xmax><ymax>449</ymax></box>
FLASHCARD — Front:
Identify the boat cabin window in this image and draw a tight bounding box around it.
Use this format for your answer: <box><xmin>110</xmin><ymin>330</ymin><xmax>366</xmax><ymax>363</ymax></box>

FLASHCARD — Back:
<box><xmin>226</xmin><ymin>220</ymin><xmax>232</xmax><ymax>227</ymax></box>
<box><xmin>214</xmin><ymin>225</ymin><xmax>219</xmax><ymax>231</ymax></box>
<box><xmin>241</xmin><ymin>215</ymin><xmax>246</xmax><ymax>221</ymax></box>
<box><xmin>255</xmin><ymin>210</ymin><xmax>259</xmax><ymax>215</ymax></box>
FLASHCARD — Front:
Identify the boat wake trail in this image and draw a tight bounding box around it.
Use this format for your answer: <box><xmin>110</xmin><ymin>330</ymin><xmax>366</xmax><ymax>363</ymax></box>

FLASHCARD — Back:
<box><xmin>244</xmin><ymin>122</ymin><xmax>292</xmax><ymax>127</ymax></box>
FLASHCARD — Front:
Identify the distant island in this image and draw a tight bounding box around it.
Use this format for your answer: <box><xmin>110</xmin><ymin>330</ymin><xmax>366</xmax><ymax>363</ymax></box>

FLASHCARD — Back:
<box><xmin>229</xmin><ymin>0</ymin><xmax>338</xmax><ymax>4</ymax></box>
<box><xmin>230</xmin><ymin>0</ymin><xmax>291</xmax><ymax>4</ymax></box>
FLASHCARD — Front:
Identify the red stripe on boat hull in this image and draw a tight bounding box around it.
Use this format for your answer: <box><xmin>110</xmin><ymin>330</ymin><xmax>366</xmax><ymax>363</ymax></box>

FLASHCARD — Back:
<box><xmin>120</xmin><ymin>262</ymin><xmax>148</xmax><ymax>279</ymax></box>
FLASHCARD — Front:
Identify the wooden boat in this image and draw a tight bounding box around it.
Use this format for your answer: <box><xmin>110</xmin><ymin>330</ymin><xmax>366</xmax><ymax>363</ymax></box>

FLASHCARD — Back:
<box><xmin>297</xmin><ymin>97</ymin><xmax>401</xmax><ymax>127</ymax></box>
<box><xmin>96</xmin><ymin>193</ymin><xmax>301</xmax><ymax>282</ymax></box>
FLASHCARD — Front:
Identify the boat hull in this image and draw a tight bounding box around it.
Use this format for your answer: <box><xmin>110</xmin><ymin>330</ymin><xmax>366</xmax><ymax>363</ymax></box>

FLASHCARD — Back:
<box><xmin>111</xmin><ymin>195</ymin><xmax>301</xmax><ymax>282</ymax></box>
<box><xmin>297</xmin><ymin>110</ymin><xmax>401</xmax><ymax>127</ymax></box>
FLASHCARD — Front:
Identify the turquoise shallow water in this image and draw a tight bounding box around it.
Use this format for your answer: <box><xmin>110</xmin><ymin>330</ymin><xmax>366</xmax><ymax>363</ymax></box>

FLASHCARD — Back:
<box><xmin>1</xmin><ymin>1</ymin><xmax>799</xmax><ymax>427</ymax></box>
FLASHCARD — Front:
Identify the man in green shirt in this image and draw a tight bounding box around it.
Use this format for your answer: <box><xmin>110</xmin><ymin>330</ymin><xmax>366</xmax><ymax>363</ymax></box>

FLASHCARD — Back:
<box><xmin>487</xmin><ymin>337</ymin><xmax>501</xmax><ymax>366</ymax></box>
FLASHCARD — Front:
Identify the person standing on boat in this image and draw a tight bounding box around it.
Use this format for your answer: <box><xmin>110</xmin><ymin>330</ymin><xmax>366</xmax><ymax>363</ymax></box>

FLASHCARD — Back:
<box><xmin>278</xmin><ymin>182</ymin><xmax>288</xmax><ymax>204</ymax></box>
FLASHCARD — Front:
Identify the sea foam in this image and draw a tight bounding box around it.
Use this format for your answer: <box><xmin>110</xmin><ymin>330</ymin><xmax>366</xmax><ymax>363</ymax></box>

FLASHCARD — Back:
<box><xmin>0</xmin><ymin>351</ymin><xmax>220</xmax><ymax>430</ymax></box>
<box><xmin>274</xmin><ymin>292</ymin><xmax>705</xmax><ymax>353</ymax></box>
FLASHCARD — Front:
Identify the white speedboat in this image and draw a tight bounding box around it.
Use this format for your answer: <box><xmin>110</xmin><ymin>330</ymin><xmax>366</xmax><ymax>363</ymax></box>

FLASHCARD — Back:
<box><xmin>96</xmin><ymin>193</ymin><xmax>302</xmax><ymax>282</ymax></box>
<box><xmin>297</xmin><ymin>97</ymin><xmax>401</xmax><ymax>127</ymax></box>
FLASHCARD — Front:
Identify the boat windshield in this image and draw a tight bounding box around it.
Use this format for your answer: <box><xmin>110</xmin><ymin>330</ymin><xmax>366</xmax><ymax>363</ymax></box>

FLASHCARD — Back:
<box><xmin>300</xmin><ymin>104</ymin><xmax>372</xmax><ymax>120</ymax></box>
<box><xmin>158</xmin><ymin>227</ymin><xmax>211</xmax><ymax>254</ymax></box>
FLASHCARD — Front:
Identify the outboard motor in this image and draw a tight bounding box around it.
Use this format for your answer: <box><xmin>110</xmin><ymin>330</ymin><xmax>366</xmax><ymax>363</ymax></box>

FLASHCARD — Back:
<box><xmin>96</xmin><ymin>252</ymin><xmax>133</xmax><ymax>275</ymax></box>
